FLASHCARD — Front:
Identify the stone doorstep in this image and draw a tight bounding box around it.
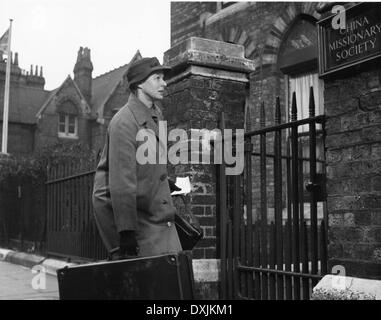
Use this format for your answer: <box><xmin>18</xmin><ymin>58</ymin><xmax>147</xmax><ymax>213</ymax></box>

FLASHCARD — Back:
<box><xmin>312</xmin><ymin>275</ymin><xmax>381</xmax><ymax>300</ymax></box>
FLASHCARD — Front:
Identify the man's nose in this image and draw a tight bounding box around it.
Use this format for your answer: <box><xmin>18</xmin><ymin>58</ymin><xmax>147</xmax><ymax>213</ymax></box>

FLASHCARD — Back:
<box><xmin>161</xmin><ymin>78</ymin><xmax>167</xmax><ymax>87</ymax></box>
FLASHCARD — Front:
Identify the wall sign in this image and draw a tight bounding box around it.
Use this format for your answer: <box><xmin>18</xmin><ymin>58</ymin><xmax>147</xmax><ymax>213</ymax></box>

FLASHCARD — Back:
<box><xmin>318</xmin><ymin>3</ymin><xmax>381</xmax><ymax>77</ymax></box>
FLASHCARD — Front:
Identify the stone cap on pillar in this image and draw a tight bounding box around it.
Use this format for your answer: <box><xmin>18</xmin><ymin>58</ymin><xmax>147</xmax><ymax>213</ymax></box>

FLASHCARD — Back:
<box><xmin>164</xmin><ymin>37</ymin><xmax>255</xmax><ymax>75</ymax></box>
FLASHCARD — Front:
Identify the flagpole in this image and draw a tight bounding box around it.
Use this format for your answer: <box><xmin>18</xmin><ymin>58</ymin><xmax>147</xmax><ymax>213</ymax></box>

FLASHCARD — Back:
<box><xmin>1</xmin><ymin>19</ymin><xmax>13</xmax><ymax>154</ymax></box>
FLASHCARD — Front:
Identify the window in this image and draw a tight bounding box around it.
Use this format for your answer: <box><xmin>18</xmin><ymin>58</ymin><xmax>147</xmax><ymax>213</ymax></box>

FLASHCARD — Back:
<box><xmin>58</xmin><ymin>114</ymin><xmax>78</xmax><ymax>138</ymax></box>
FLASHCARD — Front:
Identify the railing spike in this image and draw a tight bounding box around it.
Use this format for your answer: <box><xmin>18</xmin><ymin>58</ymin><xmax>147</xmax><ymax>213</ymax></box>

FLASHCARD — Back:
<box><xmin>260</xmin><ymin>101</ymin><xmax>265</xmax><ymax>128</ymax></box>
<box><xmin>291</xmin><ymin>92</ymin><xmax>297</xmax><ymax>122</ymax></box>
<box><xmin>309</xmin><ymin>86</ymin><xmax>316</xmax><ymax>118</ymax></box>
<box><xmin>275</xmin><ymin>96</ymin><xmax>281</xmax><ymax>125</ymax></box>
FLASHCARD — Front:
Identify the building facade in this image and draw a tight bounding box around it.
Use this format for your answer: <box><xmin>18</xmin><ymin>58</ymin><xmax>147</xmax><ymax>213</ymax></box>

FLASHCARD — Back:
<box><xmin>0</xmin><ymin>52</ymin><xmax>48</xmax><ymax>155</ymax></box>
<box><xmin>169</xmin><ymin>1</ymin><xmax>381</xmax><ymax>281</ymax></box>
<box><xmin>0</xmin><ymin>47</ymin><xmax>141</xmax><ymax>157</ymax></box>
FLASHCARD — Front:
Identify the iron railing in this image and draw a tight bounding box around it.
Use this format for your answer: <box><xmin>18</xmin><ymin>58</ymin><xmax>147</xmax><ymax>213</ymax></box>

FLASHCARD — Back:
<box><xmin>219</xmin><ymin>87</ymin><xmax>328</xmax><ymax>300</ymax></box>
<box><xmin>46</xmin><ymin>162</ymin><xmax>107</xmax><ymax>261</ymax></box>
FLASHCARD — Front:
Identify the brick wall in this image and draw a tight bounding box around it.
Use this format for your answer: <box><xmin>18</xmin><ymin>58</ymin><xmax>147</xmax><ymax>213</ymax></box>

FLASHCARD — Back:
<box><xmin>169</xmin><ymin>3</ymin><xmax>381</xmax><ymax>276</ymax></box>
<box><xmin>325</xmin><ymin>67</ymin><xmax>381</xmax><ymax>279</ymax></box>
<box><xmin>163</xmin><ymin>37</ymin><xmax>254</xmax><ymax>259</ymax></box>
<box><xmin>202</xmin><ymin>3</ymin><xmax>299</xmax><ymax>225</ymax></box>
<box><xmin>172</xmin><ymin>2</ymin><xmax>322</xmax><ymax>127</ymax></box>
<box><xmin>170</xmin><ymin>2</ymin><xmax>217</xmax><ymax>47</ymax></box>
<box><xmin>163</xmin><ymin>75</ymin><xmax>246</xmax><ymax>259</ymax></box>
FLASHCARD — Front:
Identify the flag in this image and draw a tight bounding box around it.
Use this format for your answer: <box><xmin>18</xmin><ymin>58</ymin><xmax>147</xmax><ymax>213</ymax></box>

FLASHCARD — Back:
<box><xmin>0</xmin><ymin>28</ymin><xmax>9</xmax><ymax>53</ymax></box>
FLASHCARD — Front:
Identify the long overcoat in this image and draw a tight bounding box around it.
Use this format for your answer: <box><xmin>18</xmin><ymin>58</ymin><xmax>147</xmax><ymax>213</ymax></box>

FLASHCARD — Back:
<box><xmin>92</xmin><ymin>94</ymin><xmax>182</xmax><ymax>257</ymax></box>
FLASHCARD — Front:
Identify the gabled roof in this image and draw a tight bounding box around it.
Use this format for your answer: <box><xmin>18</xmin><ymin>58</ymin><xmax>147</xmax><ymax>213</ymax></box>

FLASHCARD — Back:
<box><xmin>0</xmin><ymin>85</ymin><xmax>50</xmax><ymax>124</ymax></box>
<box><xmin>35</xmin><ymin>75</ymin><xmax>91</xmax><ymax>119</ymax></box>
<box><xmin>92</xmin><ymin>50</ymin><xmax>141</xmax><ymax>119</ymax></box>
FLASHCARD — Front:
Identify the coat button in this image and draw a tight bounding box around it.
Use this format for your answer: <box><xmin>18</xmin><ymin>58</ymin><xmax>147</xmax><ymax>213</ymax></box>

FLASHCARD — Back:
<box><xmin>162</xmin><ymin>200</ymin><xmax>167</xmax><ymax>204</ymax></box>
<box><xmin>160</xmin><ymin>174</ymin><xmax>167</xmax><ymax>181</ymax></box>
<box><xmin>167</xmin><ymin>222</ymin><xmax>172</xmax><ymax>227</ymax></box>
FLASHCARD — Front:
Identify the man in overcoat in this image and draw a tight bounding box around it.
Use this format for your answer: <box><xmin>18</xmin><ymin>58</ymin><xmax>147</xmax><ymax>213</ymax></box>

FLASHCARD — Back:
<box><xmin>92</xmin><ymin>57</ymin><xmax>182</xmax><ymax>259</ymax></box>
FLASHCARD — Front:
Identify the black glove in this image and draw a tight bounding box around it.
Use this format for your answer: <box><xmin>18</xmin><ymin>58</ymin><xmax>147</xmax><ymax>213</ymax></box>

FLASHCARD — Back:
<box><xmin>168</xmin><ymin>179</ymin><xmax>181</xmax><ymax>193</ymax></box>
<box><xmin>119</xmin><ymin>230</ymin><xmax>138</xmax><ymax>257</ymax></box>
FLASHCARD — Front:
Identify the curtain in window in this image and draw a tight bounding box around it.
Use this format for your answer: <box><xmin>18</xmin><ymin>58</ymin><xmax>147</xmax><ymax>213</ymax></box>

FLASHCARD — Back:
<box><xmin>289</xmin><ymin>72</ymin><xmax>323</xmax><ymax>132</ymax></box>
<box><xmin>289</xmin><ymin>72</ymin><xmax>324</xmax><ymax>175</ymax></box>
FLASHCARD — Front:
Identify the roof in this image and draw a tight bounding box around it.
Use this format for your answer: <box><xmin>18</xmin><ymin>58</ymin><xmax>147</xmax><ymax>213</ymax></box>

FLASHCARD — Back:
<box><xmin>35</xmin><ymin>75</ymin><xmax>91</xmax><ymax>119</ymax></box>
<box><xmin>33</xmin><ymin>50</ymin><xmax>142</xmax><ymax>121</ymax></box>
<box><xmin>0</xmin><ymin>85</ymin><xmax>50</xmax><ymax>124</ymax></box>
<box><xmin>91</xmin><ymin>50</ymin><xmax>141</xmax><ymax>119</ymax></box>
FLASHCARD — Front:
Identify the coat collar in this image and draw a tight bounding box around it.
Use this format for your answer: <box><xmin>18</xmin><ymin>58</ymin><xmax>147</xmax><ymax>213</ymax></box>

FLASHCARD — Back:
<box><xmin>127</xmin><ymin>93</ymin><xmax>161</xmax><ymax>137</ymax></box>
<box><xmin>127</xmin><ymin>93</ymin><xmax>153</xmax><ymax>126</ymax></box>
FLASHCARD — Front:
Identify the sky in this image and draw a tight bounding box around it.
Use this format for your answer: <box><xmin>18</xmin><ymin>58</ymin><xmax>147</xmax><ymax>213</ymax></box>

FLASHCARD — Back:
<box><xmin>0</xmin><ymin>0</ymin><xmax>171</xmax><ymax>90</ymax></box>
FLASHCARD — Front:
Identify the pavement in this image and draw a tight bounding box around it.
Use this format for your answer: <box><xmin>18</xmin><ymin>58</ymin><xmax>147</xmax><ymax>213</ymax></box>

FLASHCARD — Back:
<box><xmin>0</xmin><ymin>260</ymin><xmax>59</xmax><ymax>300</ymax></box>
<box><xmin>0</xmin><ymin>248</ymin><xmax>220</xmax><ymax>300</ymax></box>
<box><xmin>0</xmin><ymin>248</ymin><xmax>78</xmax><ymax>300</ymax></box>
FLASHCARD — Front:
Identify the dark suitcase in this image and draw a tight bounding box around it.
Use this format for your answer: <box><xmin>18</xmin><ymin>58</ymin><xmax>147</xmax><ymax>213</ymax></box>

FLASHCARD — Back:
<box><xmin>56</xmin><ymin>251</ymin><xmax>195</xmax><ymax>300</ymax></box>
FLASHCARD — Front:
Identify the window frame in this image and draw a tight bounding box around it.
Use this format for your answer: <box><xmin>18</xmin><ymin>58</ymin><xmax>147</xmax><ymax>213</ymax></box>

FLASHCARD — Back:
<box><xmin>58</xmin><ymin>113</ymin><xmax>78</xmax><ymax>139</ymax></box>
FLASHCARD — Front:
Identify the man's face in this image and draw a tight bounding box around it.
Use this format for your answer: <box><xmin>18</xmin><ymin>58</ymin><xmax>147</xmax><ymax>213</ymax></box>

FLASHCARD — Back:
<box><xmin>139</xmin><ymin>71</ymin><xmax>167</xmax><ymax>101</ymax></box>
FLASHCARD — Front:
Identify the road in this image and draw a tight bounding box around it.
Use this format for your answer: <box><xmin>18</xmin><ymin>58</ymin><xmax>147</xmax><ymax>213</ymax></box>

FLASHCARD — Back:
<box><xmin>0</xmin><ymin>260</ymin><xmax>59</xmax><ymax>300</ymax></box>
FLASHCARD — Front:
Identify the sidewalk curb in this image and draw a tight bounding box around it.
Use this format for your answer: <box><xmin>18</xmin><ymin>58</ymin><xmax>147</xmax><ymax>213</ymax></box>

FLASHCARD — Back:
<box><xmin>0</xmin><ymin>247</ymin><xmax>78</xmax><ymax>276</ymax></box>
<box><xmin>6</xmin><ymin>252</ymin><xmax>45</xmax><ymax>269</ymax></box>
<box><xmin>41</xmin><ymin>259</ymin><xmax>77</xmax><ymax>277</ymax></box>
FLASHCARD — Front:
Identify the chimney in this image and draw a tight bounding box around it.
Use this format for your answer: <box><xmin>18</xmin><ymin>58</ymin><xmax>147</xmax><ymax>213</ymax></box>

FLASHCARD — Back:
<box><xmin>14</xmin><ymin>52</ymin><xmax>18</xmax><ymax>66</ymax></box>
<box><xmin>73</xmin><ymin>46</ymin><xmax>93</xmax><ymax>105</ymax></box>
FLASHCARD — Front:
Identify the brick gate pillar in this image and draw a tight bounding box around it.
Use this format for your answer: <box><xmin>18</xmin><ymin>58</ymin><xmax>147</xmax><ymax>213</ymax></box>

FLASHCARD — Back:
<box><xmin>163</xmin><ymin>37</ymin><xmax>255</xmax><ymax>259</ymax></box>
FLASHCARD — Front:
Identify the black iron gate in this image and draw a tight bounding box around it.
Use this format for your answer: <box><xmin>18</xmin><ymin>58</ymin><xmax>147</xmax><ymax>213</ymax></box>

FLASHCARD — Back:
<box><xmin>46</xmin><ymin>161</ymin><xmax>108</xmax><ymax>261</ymax></box>
<box><xmin>219</xmin><ymin>87</ymin><xmax>328</xmax><ymax>300</ymax></box>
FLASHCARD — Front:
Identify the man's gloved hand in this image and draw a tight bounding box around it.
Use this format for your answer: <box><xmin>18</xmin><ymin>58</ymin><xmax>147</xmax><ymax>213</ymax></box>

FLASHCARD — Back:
<box><xmin>168</xmin><ymin>178</ymin><xmax>181</xmax><ymax>193</ymax></box>
<box><xmin>119</xmin><ymin>230</ymin><xmax>138</xmax><ymax>257</ymax></box>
